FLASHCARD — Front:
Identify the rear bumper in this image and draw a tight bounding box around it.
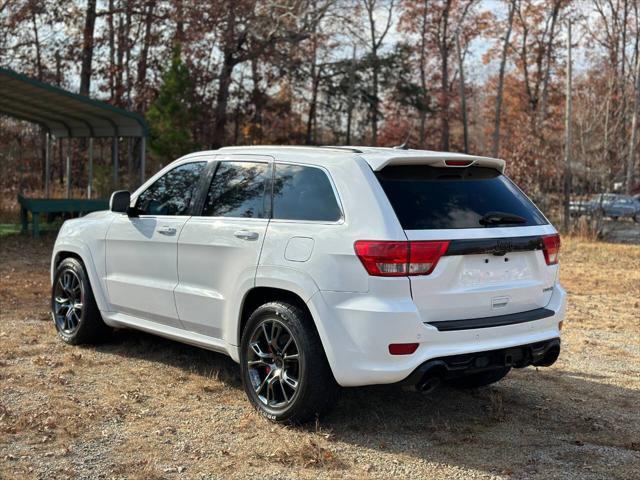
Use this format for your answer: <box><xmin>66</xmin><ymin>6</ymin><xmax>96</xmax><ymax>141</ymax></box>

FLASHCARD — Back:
<box><xmin>401</xmin><ymin>337</ymin><xmax>560</xmax><ymax>387</ymax></box>
<box><xmin>307</xmin><ymin>283</ymin><xmax>566</xmax><ymax>387</ymax></box>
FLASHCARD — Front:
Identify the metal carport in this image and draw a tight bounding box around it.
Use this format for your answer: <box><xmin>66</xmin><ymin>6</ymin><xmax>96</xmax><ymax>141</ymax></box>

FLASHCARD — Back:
<box><xmin>0</xmin><ymin>66</ymin><xmax>149</xmax><ymax>198</ymax></box>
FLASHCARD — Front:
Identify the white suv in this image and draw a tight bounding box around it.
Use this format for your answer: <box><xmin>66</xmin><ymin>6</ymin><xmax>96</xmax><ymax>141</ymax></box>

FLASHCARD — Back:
<box><xmin>51</xmin><ymin>146</ymin><xmax>566</xmax><ymax>422</ymax></box>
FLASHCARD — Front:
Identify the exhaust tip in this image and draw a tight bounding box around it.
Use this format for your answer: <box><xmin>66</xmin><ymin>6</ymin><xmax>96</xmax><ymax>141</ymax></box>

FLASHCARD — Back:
<box><xmin>533</xmin><ymin>345</ymin><xmax>560</xmax><ymax>367</ymax></box>
<box><xmin>417</xmin><ymin>376</ymin><xmax>442</xmax><ymax>393</ymax></box>
<box><xmin>415</xmin><ymin>363</ymin><xmax>446</xmax><ymax>393</ymax></box>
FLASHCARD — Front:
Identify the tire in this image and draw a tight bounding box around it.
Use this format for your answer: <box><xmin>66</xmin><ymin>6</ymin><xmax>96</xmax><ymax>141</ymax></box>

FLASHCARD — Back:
<box><xmin>634</xmin><ymin>213</ymin><xmax>639</xmax><ymax>223</ymax></box>
<box><xmin>447</xmin><ymin>367</ymin><xmax>511</xmax><ymax>389</ymax></box>
<box><xmin>51</xmin><ymin>257</ymin><xmax>111</xmax><ymax>345</ymax></box>
<box><xmin>240</xmin><ymin>301</ymin><xmax>339</xmax><ymax>423</ymax></box>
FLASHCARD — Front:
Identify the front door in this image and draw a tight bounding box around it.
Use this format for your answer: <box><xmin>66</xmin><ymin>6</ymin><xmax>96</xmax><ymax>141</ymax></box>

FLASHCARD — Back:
<box><xmin>175</xmin><ymin>156</ymin><xmax>272</xmax><ymax>339</ymax></box>
<box><xmin>104</xmin><ymin>160</ymin><xmax>207</xmax><ymax>327</ymax></box>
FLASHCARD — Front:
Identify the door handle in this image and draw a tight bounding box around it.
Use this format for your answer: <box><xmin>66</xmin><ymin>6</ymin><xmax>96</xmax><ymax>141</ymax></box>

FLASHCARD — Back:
<box><xmin>158</xmin><ymin>225</ymin><xmax>177</xmax><ymax>235</ymax></box>
<box><xmin>234</xmin><ymin>230</ymin><xmax>259</xmax><ymax>241</ymax></box>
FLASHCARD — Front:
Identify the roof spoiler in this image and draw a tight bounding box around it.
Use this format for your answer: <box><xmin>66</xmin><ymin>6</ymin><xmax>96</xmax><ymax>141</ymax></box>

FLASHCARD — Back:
<box><xmin>364</xmin><ymin>154</ymin><xmax>505</xmax><ymax>173</ymax></box>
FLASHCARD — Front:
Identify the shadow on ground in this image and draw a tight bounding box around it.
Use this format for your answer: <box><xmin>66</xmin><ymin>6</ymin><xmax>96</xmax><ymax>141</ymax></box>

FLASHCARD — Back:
<box><xmin>90</xmin><ymin>328</ymin><xmax>640</xmax><ymax>477</ymax></box>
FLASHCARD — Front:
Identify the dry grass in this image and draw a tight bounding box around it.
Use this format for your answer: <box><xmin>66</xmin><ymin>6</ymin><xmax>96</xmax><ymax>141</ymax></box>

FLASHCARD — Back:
<box><xmin>1</xmin><ymin>234</ymin><xmax>639</xmax><ymax>479</ymax></box>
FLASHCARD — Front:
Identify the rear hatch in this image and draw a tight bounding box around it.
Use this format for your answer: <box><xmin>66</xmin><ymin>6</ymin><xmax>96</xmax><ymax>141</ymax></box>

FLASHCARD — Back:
<box><xmin>374</xmin><ymin>162</ymin><xmax>559</xmax><ymax>323</ymax></box>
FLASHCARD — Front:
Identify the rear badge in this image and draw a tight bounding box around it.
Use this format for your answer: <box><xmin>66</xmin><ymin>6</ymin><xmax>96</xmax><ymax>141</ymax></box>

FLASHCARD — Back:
<box><xmin>542</xmin><ymin>286</ymin><xmax>554</xmax><ymax>293</ymax></box>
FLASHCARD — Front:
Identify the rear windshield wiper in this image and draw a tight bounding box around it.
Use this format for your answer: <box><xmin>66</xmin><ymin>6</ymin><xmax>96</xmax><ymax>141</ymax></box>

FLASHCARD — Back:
<box><xmin>479</xmin><ymin>211</ymin><xmax>527</xmax><ymax>226</ymax></box>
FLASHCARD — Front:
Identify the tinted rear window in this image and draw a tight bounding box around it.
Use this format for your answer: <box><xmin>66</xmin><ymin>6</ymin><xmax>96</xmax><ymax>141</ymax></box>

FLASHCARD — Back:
<box><xmin>273</xmin><ymin>164</ymin><xmax>341</xmax><ymax>221</ymax></box>
<box><xmin>203</xmin><ymin>161</ymin><xmax>269</xmax><ymax>218</ymax></box>
<box><xmin>375</xmin><ymin>165</ymin><xmax>547</xmax><ymax>230</ymax></box>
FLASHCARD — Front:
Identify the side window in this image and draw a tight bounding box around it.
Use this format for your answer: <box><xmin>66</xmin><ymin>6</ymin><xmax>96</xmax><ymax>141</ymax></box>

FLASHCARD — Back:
<box><xmin>136</xmin><ymin>161</ymin><xmax>206</xmax><ymax>215</ymax></box>
<box><xmin>273</xmin><ymin>164</ymin><xmax>341</xmax><ymax>222</ymax></box>
<box><xmin>203</xmin><ymin>161</ymin><xmax>269</xmax><ymax>218</ymax></box>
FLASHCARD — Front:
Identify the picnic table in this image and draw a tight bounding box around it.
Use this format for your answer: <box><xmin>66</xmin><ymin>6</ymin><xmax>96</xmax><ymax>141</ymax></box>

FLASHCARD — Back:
<box><xmin>18</xmin><ymin>194</ymin><xmax>109</xmax><ymax>238</ymax></box>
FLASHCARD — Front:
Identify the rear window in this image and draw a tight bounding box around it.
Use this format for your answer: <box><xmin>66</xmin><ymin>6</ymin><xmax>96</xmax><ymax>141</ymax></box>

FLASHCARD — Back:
<box><xmin>375</xmin><ymin>165</ymin><xmax>547</xmax><ymax>230</ymax></box>
<box><xmin>273</xmin><ymin>164</ymin><xmax>342</xmax><ymax>222</ymax></box>
<box><xmin>203</xmin><ymin>161</ymin><xmax>269</xmax><ymax>218</ymax></box>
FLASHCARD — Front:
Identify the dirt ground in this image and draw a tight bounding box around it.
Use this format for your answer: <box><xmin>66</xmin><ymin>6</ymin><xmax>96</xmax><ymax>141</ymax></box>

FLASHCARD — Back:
<box><xmin>1</xmin><ymin>234</ymin><xmax>639</xmax><ymax>480</ymax></box>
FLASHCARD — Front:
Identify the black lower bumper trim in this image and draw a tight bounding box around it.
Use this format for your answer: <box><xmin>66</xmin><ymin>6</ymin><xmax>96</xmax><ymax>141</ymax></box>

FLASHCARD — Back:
<box><xmin>401</xmin><ymin>338</ymin><xmax>561</xmax><ymax>385</ymax></box>
<box><xmin>426</xmin><ymin>307</ymin><xmax>555</xmax><ymax>332</ymax></box>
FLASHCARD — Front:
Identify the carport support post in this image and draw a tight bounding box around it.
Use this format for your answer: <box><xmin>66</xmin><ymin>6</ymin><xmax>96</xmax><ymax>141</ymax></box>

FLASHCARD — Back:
<box><xmin>140</xmin><ymin>137</ymin><xmax>146</xmax><ymax>185</ymax></box>
<box><xmin>66</xmin><ymin>137</ymin><xmax>72</xmax><ymax>198</ymax></box>
<box><xmin>88</xmin><ymin>138</ymin><xmax>94</xmax><ymax>199</ymax></box>
<box><xmin>112</xmin><ymin>137</ymin><xmax>119</xmax><ymax>188</ymax></box>
<box><xmin>44</xmin><ymin>132</ymin><xmax>51</xmax><ymax>198</ymax></box>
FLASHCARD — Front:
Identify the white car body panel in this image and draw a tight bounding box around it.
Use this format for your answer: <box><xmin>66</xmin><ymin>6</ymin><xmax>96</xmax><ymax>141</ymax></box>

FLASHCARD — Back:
<box><xmin>176</xmin><ymin>215</ymin><xmax>269</xmax><ymax>339</ymax></box>
<box><xmin>105</xmin><ymin>214</ymin><xmax>188</xmax><ymax>328</ymax></box>
<box><xmin>51</xmin><ymin>146</ymin><xmax>566</xmax><ymax>388</ymax></box>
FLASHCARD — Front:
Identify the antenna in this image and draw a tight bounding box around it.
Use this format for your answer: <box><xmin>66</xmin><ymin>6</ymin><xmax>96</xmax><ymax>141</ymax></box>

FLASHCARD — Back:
<box><xmin>393</xmin><ymin>129</ymin><xmax>412</xmax><ymax>150</ymax></box>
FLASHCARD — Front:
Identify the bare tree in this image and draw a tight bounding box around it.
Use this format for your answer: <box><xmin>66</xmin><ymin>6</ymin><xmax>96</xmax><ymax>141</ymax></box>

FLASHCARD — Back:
<box><xmin>563</xmin><ymin>20</ymin><xmax>572</xmax><ymax>232</ymax></box>
<box><xmin>211</xmin><ymin>1</ymin><xmax>331</xmax><ymax>149</ymax></box>
<box><xmin>29</xmin><ymin>7</ymin><xmax>42</xmax><ymax>80</ymax></box>
<box><xmin>457</xmin><ymin>1</ymin><xmax>478</xmax><ymax>153</ymax></box>
<box><xmin>627</xmin><ymin>53</ymin><xmax>640</xmax><ymax>193</ymax></box>
<box><xmin>346</xmin><ymin>45</ymin><xmax>357</xmax><ymax>145</ymax></box>
<box><xmin>79</xmin><ymin>0</ymin><xmax>97</xmax><ymax>96</ymax></box>
<box><xmin>492</xmin><ymin>0</ymin><xmax>516</xmax><ymax>158</ymax></box>
<box><xmin>437</xmin><ymin>0</ymin><xmax>452</xmax><ymax>150</ymax></box>
<box><xmin>361</xmin><ymin>0</ymin><xmax>395</xmax><ymax>146</ymax></box>
<box><xmin>455</xmin><ymin>27</ymin><xmax>468</xmax><ymax>153</ymax></box>
<box><xmin>135</xmin><ymin>0</ymin><xmax>156</xmax><ymax>111</ymax></box>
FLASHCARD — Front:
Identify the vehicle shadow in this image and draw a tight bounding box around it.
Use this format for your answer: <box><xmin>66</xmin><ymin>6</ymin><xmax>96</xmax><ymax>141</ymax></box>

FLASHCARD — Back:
<box><xmin>92</xmin><ymin>329</ymin><xmax>640</xmax><ymax>478</ymax></box>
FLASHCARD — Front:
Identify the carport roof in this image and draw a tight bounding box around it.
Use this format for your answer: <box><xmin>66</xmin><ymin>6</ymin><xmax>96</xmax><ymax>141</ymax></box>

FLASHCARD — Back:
<box><xmin>0</xmin><ymin>67</ymin><xmax>148</xmax><ymax>138</ymax></box>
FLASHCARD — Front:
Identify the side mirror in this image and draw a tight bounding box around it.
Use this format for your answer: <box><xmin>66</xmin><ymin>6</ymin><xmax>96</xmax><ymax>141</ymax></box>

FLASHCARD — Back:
<box><xmin>110</xmin><ymin>190</ymin><xmax>131</xmax><ymax>213</ymax></box>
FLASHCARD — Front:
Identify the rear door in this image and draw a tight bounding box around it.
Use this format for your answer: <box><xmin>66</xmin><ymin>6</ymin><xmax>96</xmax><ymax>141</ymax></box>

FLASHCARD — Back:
<box><xmin>375</xmin><ymin>164</ymin><xmax>558</xmax><ymax>323</ymax></box>
<box><xmin>174</xmin><ymin>155</ymin><xmax>271</xmax><ymax>339</ymax></box>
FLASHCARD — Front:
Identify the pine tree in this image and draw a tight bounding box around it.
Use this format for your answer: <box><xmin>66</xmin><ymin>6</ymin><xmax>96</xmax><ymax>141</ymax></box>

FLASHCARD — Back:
<box><xmin>147</xmin><ymin>47</ymin><xmax>200</xmax><ymax>165</ymax></box>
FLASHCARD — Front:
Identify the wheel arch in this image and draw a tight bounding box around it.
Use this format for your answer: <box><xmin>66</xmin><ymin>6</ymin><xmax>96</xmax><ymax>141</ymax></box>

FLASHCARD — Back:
<box><xmin>235</xmin><ymin>285</ymin><xmax>342</xmax><ymax>388</ymax></box>
<box><xmin>53</xmin><ymin>250</ymin><xmax>84</xmax><ymax>271</ymax></box>
<box><xmin>237</xmin><ymin>286</ymin><xmax>316</xmax><ymax>348</ymax></box>
<box><xmin>52</xmin><ymin>243</ymin><xmax>109</xmax><ymax>312</ymax></box>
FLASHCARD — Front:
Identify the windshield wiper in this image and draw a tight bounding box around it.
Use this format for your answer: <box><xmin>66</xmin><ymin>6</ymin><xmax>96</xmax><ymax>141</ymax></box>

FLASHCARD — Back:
<box><xmin>479</xmin><ymin>211</ymin><xmax>527</xmax><ymax>226</ymax></box>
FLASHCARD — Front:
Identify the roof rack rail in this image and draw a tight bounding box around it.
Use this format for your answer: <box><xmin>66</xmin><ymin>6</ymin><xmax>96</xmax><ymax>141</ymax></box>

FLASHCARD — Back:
<box><xmin>321</xmin><ymin>146</ymin><xmax>364</xmax><ymax>153</ymax></box>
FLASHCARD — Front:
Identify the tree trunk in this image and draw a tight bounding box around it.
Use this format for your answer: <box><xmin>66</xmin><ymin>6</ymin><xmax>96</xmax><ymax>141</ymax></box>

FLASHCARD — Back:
<box><xmin>363</xmin><ymin>0</ymin><xmax>394</xmax><ymax>146</ymax></box>
<box><xmin>108</xmin><ymin>0</ymin><xmax>116</xmax><ymax>101</ymax></box>
<box><xmin>79</xmin><ymin>0</ymin><xmax>97</xmax><ymax>97</ymax></box>
<box><xmin>123</xmin><ymin>1</ymin><xmax>132</xmax><ymax>107</ymax></box>
<box><xmin>250</xmin><ymin>58</ymin><xmax>265</xmax><ymax>143</ymax></box>
<box><xmin>174</xmin><ymin>0</ymin><xmax>184</xmax><ymax>47</ymax></box>
<box><xmin>306</xmin><ymin>28</ymin><xmax>317</xmax><ymax>145</ymax></box>
<box><xmin>30</xmin><ymin>10</ymin><xmax>42</xmax><ymax>80</ymax></box>
<box><xmin>212</xmin><ymin>56</ymin><xmax>236</xmax><ymax>149</ymax></box>
<box><xmin>563</xmin><ymin>21</ymin><xmax>573</xmax><ymax>232</ymax></box>
<box><xmin>539</xmin><ymin>0</ymin><xmax>561</xmax><ymax>122</ymax></box>
<box><xmin>492</xmin><ymin>0</ymin><xmax>515</xmax><ymax>157</ymax></box>
<box><xmin>346</xmin><ymin>45</ymin><xmax>357</xmax><ymax>145</ymax></box>
<box><xmin>418</xmin><ymin>3</ymin><xmax>428</xmax><ymax>148</ymax></box>
<box><xmin>627</xmin><ymin>53</ymin><xmax>640</xmax><ymax>194</ymax></box>
<box><xmin>439</xmin><ymin>0</ymin><xmax>451</xmax><ymax>151</ymax></box>
<box><xmin>306</xmin><ymin>69</ymin><xmax>321</xmax><ymax>145</ymax></box>
<box><xmin>136</xmin><ymin>0</ymin><xmax>156</xmax><ymax>111</ymax></box>
<box><xmin>455</xmin><ymin>29</ymin><xmax>468</xmax><ymax>153</ymax></box>
<box><xmin>115</xmin><ymin>5</ymin><xmax>126</xmax><ymax>106</ymax></box>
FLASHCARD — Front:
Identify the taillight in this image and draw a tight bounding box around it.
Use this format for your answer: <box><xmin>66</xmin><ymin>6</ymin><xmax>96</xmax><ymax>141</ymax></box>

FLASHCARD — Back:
<box><xmin>409</xmin><ymin>241</ymin><xmax>451</xmax><ymax>274</ymax></box>
<box><xmin>354</xmin><ymin>240</ymin><xmax>450</xmax><ymax>276</ymax></box>
<box><xmin>541</xmin><ymin>234</ymin><xmax>561</xmax><ymax>265</ymax></box>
